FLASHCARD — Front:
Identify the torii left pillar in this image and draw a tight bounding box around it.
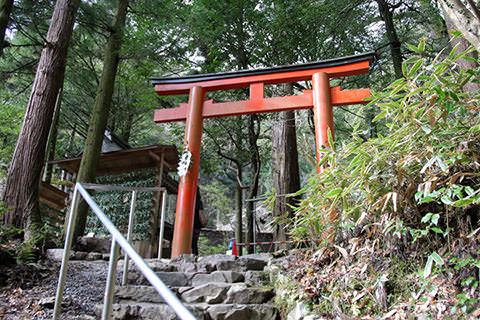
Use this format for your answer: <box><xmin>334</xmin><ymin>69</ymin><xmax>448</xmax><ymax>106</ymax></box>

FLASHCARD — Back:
<box><xmin>171</xmin><ymin>86</ymin><xmax>205</xmax><ymax>257</ymax></box>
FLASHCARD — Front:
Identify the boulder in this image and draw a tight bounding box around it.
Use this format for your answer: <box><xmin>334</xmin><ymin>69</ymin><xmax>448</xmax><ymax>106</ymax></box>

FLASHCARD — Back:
<box><xmin>238</xmin><ymin>256</ymin><xmax>267</xmax><ymax>271</ymax></box>
<box><xmin>73</xmin><ymin>251</ymin><xmax>88</xmax><ymax>260</ymax></box>
<box><xmin>76</xmin><ymin>236</ymin><xmax>111</xmax><ymax>253</ymax></box>
<box><xmin>46</xmin><ymin>248</ymin><xmax>74</xmax><ymax>262</ymax></box>
<box><xmin>155</xmin><ymin>271</ymin><xmax>190</xmax><ymax>287</ymax></box>
<box><xmin>86</xmin><ymin>252</ymin><xmax>103</xmax><ymax>261</ymax></box>
<box><xmin>197</xmin><ymin>254</ymin><xmax>237</xmax><ymax>272</ymax></box>
<box><xmin>192</xmin><ymin>271</ymin><xmax>244</xmax><ymax>287</ymax></box>
<box><xmin>245</xmin><ymin>270</ymin><xmax>268</xmax><ymax>286</ymax></box>
<box><xmin>207</xmin><ymin>304</ymin><xmax>278</xmax><ymax>320</ymax></box>
<box><xmin>225</xmin><ymin>283</ymin><xmax>275</xmax><ymax>304</ymax></box>
<box><xmin>181</xmin><ymin>283</ymin><xmax>230</xmax><ymax>304</ymax></box>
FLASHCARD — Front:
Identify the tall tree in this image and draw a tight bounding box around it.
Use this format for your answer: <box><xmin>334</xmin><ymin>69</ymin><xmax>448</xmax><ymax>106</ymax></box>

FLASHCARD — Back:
<box><xmin>0</xmin><ymin>0</ymin><xmax>13</xmax><ymax>56</ymax></box>
<box><xmin>73</xmin><ymin>0</ymin><xmax>129</xmax><ymax>239</ymax></box>
<box><xmin>438</xmin><ymin>1</ymin><xmax>480</xmax><ymax>93</ymax></box>
<box><xmin>375</xmin><ymin>0</ymin><xmax>403</xmax><ymax>79</ymax></box>
<box><xmin>439</xmin><ymin>0</ymin><xmax>480</xmax><ymax>51</ymax></box>
<box><xmin>2</xmin><ymin>0</ymin><xmax>81</xmax><ymax>241</ymax></box>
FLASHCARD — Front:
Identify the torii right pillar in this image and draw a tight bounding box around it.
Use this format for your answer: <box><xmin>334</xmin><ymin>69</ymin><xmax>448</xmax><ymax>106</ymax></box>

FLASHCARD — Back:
<box><xmin>312</xmin><ymin>71</ymin><xmax>338</xmax><ymax>240</ymax></box>
<box><xmin>312</xmin><ymin>72</ymin><xmax>334</xmax><ymax>173</ymax></box>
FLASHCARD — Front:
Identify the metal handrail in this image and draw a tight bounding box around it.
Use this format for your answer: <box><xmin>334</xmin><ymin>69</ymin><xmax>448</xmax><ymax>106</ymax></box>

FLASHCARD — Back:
<box><xmin>53</xmin><ymin>182</ymin><xmax>196</xmax><ymax>320</ymax></box>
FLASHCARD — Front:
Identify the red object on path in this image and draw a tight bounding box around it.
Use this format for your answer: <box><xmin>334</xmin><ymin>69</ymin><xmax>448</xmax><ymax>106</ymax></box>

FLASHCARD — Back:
<box><xmin>151</xmin><ymin>53</ymin><xmax>375</xmax><ymax>258</ymax></box>
<box><xmin>231</xmin><ymin>241</ymin><xmax>238</xmax><ymax>256</ymax></box>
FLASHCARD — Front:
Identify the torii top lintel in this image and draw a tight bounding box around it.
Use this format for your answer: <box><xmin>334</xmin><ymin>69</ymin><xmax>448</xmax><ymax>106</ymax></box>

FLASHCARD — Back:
<box><xmin>151</xmin><ymin>52</ymin><xmax>375</xmax><ymax>123</ymax></box>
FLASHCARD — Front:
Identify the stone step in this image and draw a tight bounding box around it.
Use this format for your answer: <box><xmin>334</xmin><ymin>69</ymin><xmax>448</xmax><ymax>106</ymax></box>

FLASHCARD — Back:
<box><xmin>97</xmin><ymin>302</ymin><xmax>279</xmax><ymax>320</ymax></box>
<box><xmin>127</xmin><ymin>254</ymin><xmax>269</xmax><ymax>273</ymax></box>
<box><xmin>126</xmin><ymin>270</ymin><xmax>248</xmax><ymax>287</ymax></box>
<box><xmin>115</xmin><ymin>283</ymin><xmax>275</xmax><ymax>305</ymax></box>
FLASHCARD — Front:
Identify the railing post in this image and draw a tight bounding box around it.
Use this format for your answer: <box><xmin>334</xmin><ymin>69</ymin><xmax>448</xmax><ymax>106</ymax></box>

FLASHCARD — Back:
<box><xmin>158</xmin><ymin>190</ymin><xmax>168</xmax><ymax>259</ymax></box>
<box><xmin>122</xmin><ymin>190</ymin><xmax>137</xmax><ymax>286</ymax></box>
<box><xmin>102</xmin><ymin>239</ymin><xmax>120</xmax><ymax>320</ymax></box>
<box><xmin>53</xmin><ymin>184</ymin><xmax>80</xmax><ymax>320</ymax></box>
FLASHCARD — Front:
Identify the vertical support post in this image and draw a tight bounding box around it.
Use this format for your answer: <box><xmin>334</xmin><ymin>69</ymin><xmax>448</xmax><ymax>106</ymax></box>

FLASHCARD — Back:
<box><xmin>158</xmin><ymin>190</ymin><xmax>168</xmax><ymax>259</ymax></box>
<box><xmin>122</xmin><ymin>190</ymin><xmax>137</xmax><ymax>286</ymax></box>
<box><xmin>150</xmin><ymin>153</ymin><xmax>165</xmax><ymax>257</ymax></box>
<box><xmin>102</xmin><ymin>239</ymin><xmax>120</xmax><ymax>320</ymax></box>
<box><xmin>312</xmin><ymin>72</ymin><xmax>338</xmax><ymax>241</ymax></box>
<box><xmin>53</xmin><ymin>184</ymin><xmax>80</xmax><ymax>320</ymax></box>
<box><xmin>171</xmin><ymin>86</ymin><xmax>205</xmax><ymax>257</ymax></box>
<box><xmin>312</xmin><ymin>72</ymin><xmax>334</xmax><ymax>174</ymax></box>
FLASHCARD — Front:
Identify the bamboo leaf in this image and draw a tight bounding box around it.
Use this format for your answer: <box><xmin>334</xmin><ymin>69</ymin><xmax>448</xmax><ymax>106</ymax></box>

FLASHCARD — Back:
<box><xmin>424</xmin><ymin>255</ymin><xmax>433</xmax><ymax>278</ymax></box>
<box><xmin>431</xmin><ymin>252</ymin><xmax>444</xmax><ymax>266</ymax></box>
<box><xmin>325</xmin><ymin>188</ymin><xmax>343</xmax><ymax>198</ymax></box>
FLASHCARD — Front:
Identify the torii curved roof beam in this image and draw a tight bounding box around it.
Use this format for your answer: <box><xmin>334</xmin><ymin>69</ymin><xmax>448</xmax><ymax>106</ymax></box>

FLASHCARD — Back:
<box><xmin>151</xmin><ymin>52</ymin><xmax>375</xmax><ymax>95</ymax></box>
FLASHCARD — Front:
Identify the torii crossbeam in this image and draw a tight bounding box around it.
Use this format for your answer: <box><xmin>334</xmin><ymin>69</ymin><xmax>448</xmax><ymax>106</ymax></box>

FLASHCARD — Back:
<box><xmin>151</xmin><ymin>52</ymin><xmax>375</xmax><ymax>257</ymax></box>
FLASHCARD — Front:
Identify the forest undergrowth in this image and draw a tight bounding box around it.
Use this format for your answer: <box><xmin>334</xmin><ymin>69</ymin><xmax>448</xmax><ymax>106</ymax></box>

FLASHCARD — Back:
<box><xmin>280</xmin><ymin>40</ymin><xmax>480</xmax><ymax>319</ymax></box>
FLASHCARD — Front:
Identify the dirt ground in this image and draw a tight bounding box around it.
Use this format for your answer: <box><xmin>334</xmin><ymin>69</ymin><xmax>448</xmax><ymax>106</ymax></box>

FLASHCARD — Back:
<box><xmin>0</xmin><ymin>260</ymin><xmax>114</xmax><ymax>320</ymax></box>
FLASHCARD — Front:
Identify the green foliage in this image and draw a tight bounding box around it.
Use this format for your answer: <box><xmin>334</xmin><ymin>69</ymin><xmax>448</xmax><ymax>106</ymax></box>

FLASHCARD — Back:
<box><xmin>198</xmin><ymin>235</ymin><xmax>226</xmax><ymax>256</ymax></box>
<box><xmin>85</xmin><ymin>169</ymin><xmax>157</xmax><ymax>241</ymax></box>
<box><xmin>288</xmin><ymin>41</ymin><xmax>480</xmax><ymax>315</ymax></box>
<box><xmin>0</xmin><ymin>102</ymin><xmax>23</xmax><ymax>177</ymax></box>
<box><xmin>291</xmin><ymin>41</ymin><xmax>480</xmax><ymax>242</ymax></box>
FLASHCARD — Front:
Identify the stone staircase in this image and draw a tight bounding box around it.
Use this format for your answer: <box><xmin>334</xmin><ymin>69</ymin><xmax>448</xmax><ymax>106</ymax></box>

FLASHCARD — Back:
<box><xmin>97</xmin><ymin>253</ymin><xmax>280</xmax><ymax>320</ymax></box>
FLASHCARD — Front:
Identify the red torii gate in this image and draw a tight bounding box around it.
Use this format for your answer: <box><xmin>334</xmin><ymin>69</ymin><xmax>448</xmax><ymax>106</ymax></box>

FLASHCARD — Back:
<box><xmin>151</xmin><ymin>53</ymin><xmax>375</xmax><ymax>257</ymax></box>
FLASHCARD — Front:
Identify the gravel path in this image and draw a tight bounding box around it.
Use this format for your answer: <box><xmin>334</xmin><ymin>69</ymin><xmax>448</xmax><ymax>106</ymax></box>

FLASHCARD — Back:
<box><xmin>0</xmin><ymin>260</ymin><xmax>121</xmax><ymax>319</ymax></box>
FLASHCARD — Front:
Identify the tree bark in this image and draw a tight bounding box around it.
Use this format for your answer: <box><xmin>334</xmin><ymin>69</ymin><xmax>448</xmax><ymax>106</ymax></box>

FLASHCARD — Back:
<box><xmin>442</xmin><ymin>3</ymin><xmax>480</xmax><ymax>92</ymax></box>
<box><xmin>235</xmin><ymin>164</ymin><xmax>243</xmax><ymax>256</ymax></box>
<box><xmin>3</xmin><ymin>0</ymin><xmax>80</xmax><ymax>242</ymax></box>
<box><xmin>44</xmin><ymin>88</ymin><xmax>63</xmax><ymax>184</ymax></box>
<box><xmin>439</xmin><ymin>0</ymin><xmax>480</xmax><ymax>52</ymax></box>
<box><xmin>74</xmin><ymin>0</ymin><xmax>129</xmax><ymax>239</ymax></box>
<box><xmin>375</xmin><ymin>0</ymin><xmax>403</xmax><ymax>79</ymax></box>
<box><xmin>0</xmin><ymin>0</ymin><xmax>13</xmax><ymax>56</ymax></box>
<box><xmin>245</xmin><ymin>114</ymin><xmax>261</xmax><ymax>254</ymax></box>
<box><xmin>271</xmin><ymin>84</ymin><xmax>301</xmax><ymax>248</ymax></box>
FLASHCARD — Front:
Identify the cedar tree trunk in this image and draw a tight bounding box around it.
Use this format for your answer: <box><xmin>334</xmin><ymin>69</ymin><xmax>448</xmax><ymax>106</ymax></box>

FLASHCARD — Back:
<box><xmin>73</xmin><ymin>0</ymin><xmax>129</xmax><ymax>239</ymax></box>
<box><xmin>442</xmin><ymin>3</ymin><xmax>480</xmax><ymax>92</ymax></box>
<box><xmin>3</xmin><ymin>0</ymin><xmax>80</xmax><ymax>242</ymax></box>
<box><xmin>272</xmin><ymin>84</ymin><xmax>301</xmax><ymax>248</ymax></box>
<box><xmin>44</xmin><ymin>88</ymin><xmax>63</xmax><ymax>184</ymax></box>
<box><xmin>245</xmin><ymin>114</ymin><xmax>261</xmax><ymax>254</ymax></box>
<box><xmin>375</xmin><ymin>0</ymin><xmax>403</xmax><ymax>79</ymax></box>
<box><xmin>439</xmin><ymin>0</ymin><xmax>480</xmax><ymax>52</ymax></box>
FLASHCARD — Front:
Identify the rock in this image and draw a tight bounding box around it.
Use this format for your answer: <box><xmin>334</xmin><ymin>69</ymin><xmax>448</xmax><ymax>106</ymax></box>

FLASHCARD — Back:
<box><xmin>38</xmin><ymin>296</ymin><xmax>56</xmax><ymax>308</ymax></box>
<box><xmin>46</xmin><ymin>248</ymin><xmax>74</xmax><ymax>262</ymax></box>
<box><xmin>287</xmin><ymin>302</ymin><xmax>309</xmax><ymax>320</ymax></box>
<box><xmin>197</xmin><ymin>254</ymin><xmax>237</xmax><ymax>272</ymax></box>
<box><xmin>192</xmin><ymin>271</ymin><xmax>244</xmax><ymax>286</ymax></box>
<box><xmin>102</xmin><ymin>303</ymin><xmax>207</xmax><ymax>320</ymax></box>
<box><xmin>245</xmin><ymin>270</ymin><xmax>268</xmax><ymax>286</ymax></box>
<box><xmin>155</xmin><ymin>271</ymin><xmax>190</xmax><ymax>287</ymax></box>
<box><xmin>147</xmin><ymin>261</ymin><xmax>177</xmax><ymax>272</ymax></box>
<box><xmin>181</xmin><ymin>283</ymin><xmax>230</xmax><ymax>304</ymax></box>
<box><xmin>86</xmin><ymin>252</ymin><xmax>103</xmax><ymax>261</ymax></box>
<box><xmin>170</xmin><ymin>254</ymin><xmax>196</xmax><ymax>265</ymax></box>
<box><xmin>225</xmin><ymin>283</ymin><xmax>275</xmax><ymax>304</ymax></box>
<box><xmin>115</xmin><ymin>285</ymin><xmax>169</xmax><ymax>303</ymax></box>
<box><xmin>73</xmin><ymin>316</ymin><xmax>95</xmax><ymax>320</ymax></box>
<box><xmin>238</xmin><ymin>256</ymin><xmax>267</xmax><ymax>271</ymax></box>
<box><xmin>76</xmin><ymin>236</ymin><xmax>111</xmax><ymax>253</ymax></box>
<box><xmin>74</xmin><ymin>251</ymin><xmax>88</xmax><ymax>260</ymax></box>
<box><xmin>179</xmin><ymin>262</ymin><xmax>197</xmax><ymax>273</ymax></box>
<box><xmin>207</xmin><ymin>304</ymin><xmax>278</xmax><ymax>320</ymax></box>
